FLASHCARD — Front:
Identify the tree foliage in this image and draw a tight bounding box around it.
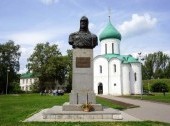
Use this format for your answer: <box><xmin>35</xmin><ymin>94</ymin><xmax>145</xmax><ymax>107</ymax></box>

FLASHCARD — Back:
<box><xmin>151</xmin><ymin>82</ymin><xmax>169</xmax><ymax>92</ymax></box>
<box><xmin>65</xmin><ymin>49</ymin><xmax>72</xmax><ymax>92</ymax></box>
<box><xmin>0</xmin><ymin>40</ymin><xmax>21</xmax><ymax>94</ymax></box>
<box><xmin>27</xmin><ymin>42</ymin><xmax>69</xmax><ymax>91</ymax></box>
<box><xmin>142</xmin><ymin>51</ymin><xmax>170</xmax><ymax>80</ymax></box>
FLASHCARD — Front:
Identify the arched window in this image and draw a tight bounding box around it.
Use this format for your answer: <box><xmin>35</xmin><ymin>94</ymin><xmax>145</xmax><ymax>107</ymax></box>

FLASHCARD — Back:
<box><xmin>114</xmin><ymin>64</ymin><xmax>116</xmax><ymax>72</ymax></box>
<box><xmin>112</xmin><ymin>43</ymin><xmax>114</xmax><ymax>53</ymax></box>
<box><xmin>99</xmin><ymin>65</ymin><xmax>102</xmax><ymax>73</ymax></box>
<box><xmin>105</xmin><ymin>44</ymin><xmax>107</xmax><ymax>54</ymax></box>
<box><xmin>134</xmin><ymin>72</ymin><xmax>137</xmax><ymax>81</ymax></box>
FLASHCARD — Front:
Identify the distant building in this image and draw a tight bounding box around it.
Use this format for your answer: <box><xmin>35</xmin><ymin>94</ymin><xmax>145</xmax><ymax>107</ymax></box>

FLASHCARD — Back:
<box><xmin>20</xmin><ymin>73</ymin><xmax>38</xmax><ymax>91</ymax></box>
<box><xmin>93</xmin><ymin>19</ymin><xmax>142</xmax><ymax>96</ymax></box>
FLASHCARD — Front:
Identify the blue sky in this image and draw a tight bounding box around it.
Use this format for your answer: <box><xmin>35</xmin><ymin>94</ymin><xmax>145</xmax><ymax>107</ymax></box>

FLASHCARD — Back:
<box><xmin>0</xmin><ymin>0</ymin><xmax>170</xmax><ymax>73</ymax></box>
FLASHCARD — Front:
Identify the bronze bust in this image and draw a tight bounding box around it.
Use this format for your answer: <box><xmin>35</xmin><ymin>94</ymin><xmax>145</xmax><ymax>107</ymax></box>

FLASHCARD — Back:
<box><xmin>69</xmin><ymin>16</ymin><xmax>98</xmax><ymax>49</ymax></box>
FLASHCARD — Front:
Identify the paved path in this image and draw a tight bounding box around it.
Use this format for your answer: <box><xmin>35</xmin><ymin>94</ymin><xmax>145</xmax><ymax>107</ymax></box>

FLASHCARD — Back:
<box><xmin>99</xmin><ymin>95</ymin><xmax>170</xmax><ymax>123</ymax></box>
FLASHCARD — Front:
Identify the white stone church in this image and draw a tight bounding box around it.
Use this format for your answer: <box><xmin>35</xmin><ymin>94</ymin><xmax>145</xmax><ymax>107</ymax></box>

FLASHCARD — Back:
<box><xmin>93</xmin><ymin>20</ymin><xmax>142</xmax><ymax>96</ymax></box>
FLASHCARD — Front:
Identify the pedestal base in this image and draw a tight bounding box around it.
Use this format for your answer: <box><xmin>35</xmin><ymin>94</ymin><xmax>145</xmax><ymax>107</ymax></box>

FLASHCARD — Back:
<box><xmin>43</xmin><ymin>106</ymin><xmax>123</xmax><ymax>120</ymax></box>
<box><xmin>69</xmin><ymin>90</ymin><xmax>96</xmax><ymax>104</ymax></box>
<box><xmin>62</xmin><ymin>102</ymin><xmax>103</xmax><ymax>111</ymax></box>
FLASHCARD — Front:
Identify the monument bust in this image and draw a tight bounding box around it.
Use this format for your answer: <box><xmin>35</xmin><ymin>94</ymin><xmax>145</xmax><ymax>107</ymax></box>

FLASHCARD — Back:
<box><xmin>69</xmin><ymin>16</ymin><xmax>98</xmax><ymax>49</ymax></box>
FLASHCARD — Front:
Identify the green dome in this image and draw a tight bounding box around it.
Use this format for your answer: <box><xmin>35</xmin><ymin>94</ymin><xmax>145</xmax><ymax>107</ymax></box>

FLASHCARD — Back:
<box><xmin>99</xmin><ymin>21</ymin><xmax>121</xmax><ymax>41</ymax></box>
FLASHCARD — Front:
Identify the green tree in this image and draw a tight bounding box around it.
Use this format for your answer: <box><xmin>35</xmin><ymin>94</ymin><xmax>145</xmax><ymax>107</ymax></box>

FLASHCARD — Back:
<box><xmin>65</xmin><ymin>49</ymin><xmax>72</xmax><ymax>92</ymax></box>
<box><xmin>142</xmin><ymin>51</ymin><xmax>170</xmax><ymax>80</ymax></box>
<box><xmin>27</xmin><ymin>42</ymin><xmax>69</xmax><ymax>92</ymax></box>
<box><xmin>0</xmin><ymin>40</ymin><xmax>21</xmax><ymax>94</ymax></box>
<box><xmin>165</xmin><ymin>61</ymin><xmax>170</xmax><ymax>78</ymax></box>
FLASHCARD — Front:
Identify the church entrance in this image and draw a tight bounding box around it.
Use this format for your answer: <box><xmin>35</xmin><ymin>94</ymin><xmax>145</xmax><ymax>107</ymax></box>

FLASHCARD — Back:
<box><xmin>98</xmin><ymin>83</ymin><xmax>103</xmax><ymax>94</ymax></box>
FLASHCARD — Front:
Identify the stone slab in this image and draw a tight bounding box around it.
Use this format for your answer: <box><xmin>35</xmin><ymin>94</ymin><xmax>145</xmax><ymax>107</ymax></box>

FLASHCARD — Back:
<box><xmin>24</xmin><ymin>106</ymin><xmax>142</xmax><ymax>122</ymax></box>
<box><xmin>62</xmin><ymin>102</ymin><xmax>103</xmax><ymax>111</ymax></box>
<box><xmin>43</xmin><ymin>106</ymin><xmax>122</xmax><ymax>120</ymax></box>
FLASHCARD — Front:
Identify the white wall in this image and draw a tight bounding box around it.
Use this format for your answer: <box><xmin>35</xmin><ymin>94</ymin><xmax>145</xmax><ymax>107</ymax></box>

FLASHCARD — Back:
<box><xmin>93</xmin><ymin>57</ymin><xmax>108</xmax><ymax>95</ymax></box>
<box><xmin>100</xmin><ymin>39</ymin><xmax>120</xmax><ymax>55</ymax></box>
<box><xmin>20</xmin><ymin>78</ymin><xmax>38</xmax><ymax>91</ymax></box>
<box><xmin>109</xmin><ymin>58</ymin><xmax>122</xmax><ymax>95</ymax></box>
<box><xmin>122</xmin><ymin>64</ymin><xmax>131</xmax><ymax>95</ymax></box>
<box><xmin>130</xmin><ymin>63</ymin><xmax>142</xmax><ymax>94</ymax></box>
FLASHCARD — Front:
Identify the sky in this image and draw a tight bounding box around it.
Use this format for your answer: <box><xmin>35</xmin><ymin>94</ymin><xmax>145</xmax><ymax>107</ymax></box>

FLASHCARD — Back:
<box><xmin>0</xmin><ymin>0</ymin><xmax>170</xmax><ymax>73</ymax></box>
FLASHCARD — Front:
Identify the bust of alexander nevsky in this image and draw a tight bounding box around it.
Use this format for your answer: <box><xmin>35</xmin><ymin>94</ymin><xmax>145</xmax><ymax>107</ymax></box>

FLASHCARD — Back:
<box><xmin>69</xmin><ymin>16</ymin><xmax>98</xmax><ymax>49</ymax></box>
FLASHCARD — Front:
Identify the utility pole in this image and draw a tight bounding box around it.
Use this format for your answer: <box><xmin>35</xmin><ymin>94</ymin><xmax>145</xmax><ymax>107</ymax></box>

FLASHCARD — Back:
<box><xmin>6</xmin><ymin>67</ymin><xmax>10</xmax><ymax>95</ymax></box>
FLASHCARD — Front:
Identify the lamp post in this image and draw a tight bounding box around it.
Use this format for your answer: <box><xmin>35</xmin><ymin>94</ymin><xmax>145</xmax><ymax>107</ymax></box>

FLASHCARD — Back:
<box><xmin>137</xmin><ymin>52</ymin><xmax>144</xmax><ymax>100</ymax></box>
<box><xmin>6</xmin><ymin>67</ymin><xmax>10</xmax><ymax>95</ymax></box>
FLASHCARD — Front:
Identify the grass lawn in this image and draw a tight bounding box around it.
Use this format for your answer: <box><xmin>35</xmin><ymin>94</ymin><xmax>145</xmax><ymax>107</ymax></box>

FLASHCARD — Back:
<box><xmin>0</xmin><ymin>93</ymin><xmax>169</xmax><ymax>126</ymax></box>
<box><xmin>122</xmin><ymin>93</ymin><xmax>170</xmax><ymax>103</ymax></box>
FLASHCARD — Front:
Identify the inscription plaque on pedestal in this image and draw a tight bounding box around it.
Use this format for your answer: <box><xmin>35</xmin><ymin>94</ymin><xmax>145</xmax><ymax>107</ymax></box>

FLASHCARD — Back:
<box><xmin>76</xmin><ymin>57</ymin><xmax>90</xmax><ymax>68</ymax></box>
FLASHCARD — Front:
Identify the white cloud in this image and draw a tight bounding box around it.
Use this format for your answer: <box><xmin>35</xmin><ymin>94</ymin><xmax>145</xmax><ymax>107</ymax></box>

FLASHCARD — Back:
<box><xmin>7</xmin><ymin>28</ymin><xmax>69</xmax><ymax>46</ymax></box>
<box><xmin>20</xmin><ymin>47</ymin><xmax>33</xmax><ymax>59</ymax></box>
<box><xmin>118</xmin><ymin>13</ymin><xmax>157</xmax><ymax>38</ymax></box>
<box><xmin>40</xmin><ymin>0</ymin><xmax>59</xmax><ymax>5</ymax></box>
<box><xmin>10</xmin><ymin>32</ymin><xmax>49</xmax><ymax>45</ymax></box>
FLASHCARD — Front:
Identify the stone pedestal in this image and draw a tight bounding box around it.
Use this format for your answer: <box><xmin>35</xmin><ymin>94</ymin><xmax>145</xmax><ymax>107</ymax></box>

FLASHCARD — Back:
<box><xmin>63</xmin><ymin>49</ymin><xmax>102</xmax><ymax>111</ymax></box>
<box><xmin>70</xmin><ymin>49</ymin><xmax>95</xmax><ymax>104</ymax></box>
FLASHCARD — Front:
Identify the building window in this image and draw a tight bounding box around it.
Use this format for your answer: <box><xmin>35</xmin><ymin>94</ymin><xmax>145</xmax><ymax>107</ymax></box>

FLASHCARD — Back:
<box><xmin>134</xmin><ymin>72</ymin><xmax>137</xmax><ymax>81</ymax></box>
<box><xmin>112</xmin><ymin>43</ymin><xmax>114</xmax><ymax>53</ymax></box>
<box><xmin>99</xmin><ymin>65</ymin><xmax>102</xmax><ymax>73</ymax></box>
<box><xmin>114</xmin><ymin>64</ymin><xmax>116</xmax><ymax>72</ymax></box>
<box><xmin>114</xmin><ymin>83</ymin><xmax>116</xmax><ymax>86</ymax></box>
<box><xmin>23</xmin><ymin>79</ymin><xmax>24</xmax><ymax>84</ymax></box>
<box><xmin>26</xmin><ymin>79</ymin><xmax>28</xmax><ymax>84</ymax></box>
<box><xmin>105</xmin><ymin>44</ymin><xmax>107</xmax><ymax>54</ymax></box>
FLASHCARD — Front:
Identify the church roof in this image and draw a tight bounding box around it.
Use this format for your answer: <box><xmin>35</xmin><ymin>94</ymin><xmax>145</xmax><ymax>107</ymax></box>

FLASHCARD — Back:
<box><xmin>99</xmin><ymin>21</ymin><xmax>121</xmax><ymax>41</ymax></box>
<box><xmin>20</xmin><ymin>73</ymin><xmax>38</xmax><ymax>79</ymax></box>
<box><xmin>101</xmin><ymin>54</ymin><xmax>139</xmax><ymax>63</ymax></box>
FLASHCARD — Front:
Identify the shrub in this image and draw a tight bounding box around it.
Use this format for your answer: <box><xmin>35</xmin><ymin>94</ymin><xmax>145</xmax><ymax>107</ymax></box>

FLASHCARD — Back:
<box><xmin>9</xmin><ymin>82</ymin><xmax>24</xmax><ymax>94</ymax></box>
<box><xmin>143</xmin><ymin>79</ymin><xmax>170</xmax><ymax>92</ymax></box>
<box><xmin>151</xmin><ymin>82</ymin><xmax>169</xmax><ymax>92</ymax></box>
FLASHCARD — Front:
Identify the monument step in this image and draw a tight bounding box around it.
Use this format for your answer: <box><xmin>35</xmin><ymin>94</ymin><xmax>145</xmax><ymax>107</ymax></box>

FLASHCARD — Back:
<box><xmin>62</xmin><ymin>102</ymin><xmax>103</xmax><ymax>111</ymax></box>
<box><xmin>43</xmin><ymin>106</ymin><xmax>123</xmax><ymax>120</ymax></box>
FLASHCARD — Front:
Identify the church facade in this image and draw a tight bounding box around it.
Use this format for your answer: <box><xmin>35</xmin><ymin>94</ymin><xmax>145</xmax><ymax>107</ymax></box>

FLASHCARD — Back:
<box><xmin>93</xmin><ymin>20</ymin><xmax>142</xmax><ymax>96</ymax></box>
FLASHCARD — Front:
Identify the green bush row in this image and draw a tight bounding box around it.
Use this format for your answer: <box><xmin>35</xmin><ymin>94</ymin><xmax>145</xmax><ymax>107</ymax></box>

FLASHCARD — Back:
<box><xmin>143</xmin><ymin>79</ymin><xmax>170</xmax><ymax>92</ymax></box>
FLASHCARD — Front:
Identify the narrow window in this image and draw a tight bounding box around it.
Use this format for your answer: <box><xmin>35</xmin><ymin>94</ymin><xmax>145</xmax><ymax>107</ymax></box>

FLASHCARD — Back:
<box><xmin>114</xmin><ymin>83</ymin><xmax>116</xmax><ymax>86</ymax></box>
<box><xmin>23</xmin><ymin>79</ymin><xmax>24</xmax><ymax>84</ymax></box>
<box><xmin>134</xmin><ymin>72</ymin><xmax>137</xmax><ymax>81</ymax></box>
<box><xmin>112</xmin><ymin>43</ymin><xmax>114</xmax><ymax>53</ymax></box>
<box><xmin>114</xmin><ymin>64</ymin><xmax>116</xmax><ymax>72</ymax></box>
<box><xmin>99</xmin><ymin>65</ymin><xmax>102</xmax><ymax>73</ymax></box>
<box><xmin>105</xmin><ymin>44</ymin><xmax>107</xmax><ymax>54</ymax></box>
